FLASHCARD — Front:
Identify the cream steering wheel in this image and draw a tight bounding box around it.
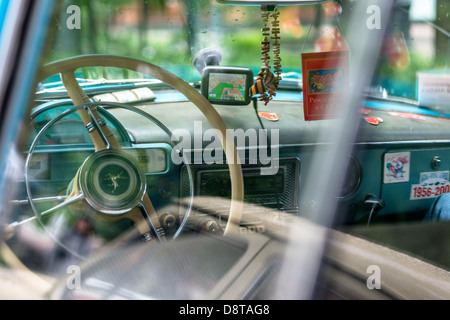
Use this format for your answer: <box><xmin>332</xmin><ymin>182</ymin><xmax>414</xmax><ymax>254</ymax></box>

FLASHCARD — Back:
<box><xmin>35</xmin><ymin>55</ymin><xmax>244</xmax><ymax>238</ymax></box>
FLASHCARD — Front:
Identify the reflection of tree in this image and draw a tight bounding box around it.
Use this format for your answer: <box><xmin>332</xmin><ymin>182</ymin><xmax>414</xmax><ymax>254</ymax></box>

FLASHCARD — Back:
<box><xmin>436</xmin><ymin>0</ymin><xmax>450</xmax><ymax>62</ymax></box>
<box><xmin>180</xmin><ymin>0</ymin><xmax>211</xmax><ymax>57</ymax></box>
<box><xmin>140</xmin><ymin>0</ymin><xmax>151</xmax><ymax>50</ymax></box>
<box><xmin>55</xmin><ymin>0</ymin><xmax>171</xmax><ymax>57</ymax></box>
<box><xmin>55</xmin><ymin>0</ymin><xmax>132</xmax><ymax>56</ymax></box>
<box><xmin>140</xmin><ymin>0</ymin><xmax>168</xmax><ymax>51</ymax></box>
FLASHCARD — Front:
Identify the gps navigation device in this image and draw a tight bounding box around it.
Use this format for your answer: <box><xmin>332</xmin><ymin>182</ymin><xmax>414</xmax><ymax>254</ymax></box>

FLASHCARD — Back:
<box><xmin>201</xmin><ymin>66</ymin><xmax>254</xmax><ymax>105</ymax></box>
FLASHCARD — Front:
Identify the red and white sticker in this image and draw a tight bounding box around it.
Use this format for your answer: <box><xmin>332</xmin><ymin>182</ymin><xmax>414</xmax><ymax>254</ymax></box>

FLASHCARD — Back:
<box><xmin>410</xmin><ymin>171</ymin><xmax>450</xmax><ymax>200</ymax></box>
<box><xmin>258</xmin><ymin>112</ymin><xmax>279</xmax><ymax>122</ymax></box>
<box><xmin>410</xmin><ymin>183</ymin><xmax>450</xmax><ymax>200</ymax></box>
<box><xmin>364</xmin><ymin>116</ymin><xmax>384</xmax><ymax>126</ymax></box>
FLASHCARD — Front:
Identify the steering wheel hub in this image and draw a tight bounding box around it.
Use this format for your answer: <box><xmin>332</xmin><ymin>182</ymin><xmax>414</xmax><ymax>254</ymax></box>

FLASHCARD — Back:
<box><xmin>79</xmin><ymin>149</ymin><xmax>147</xmax><ymax>215</ymax></box>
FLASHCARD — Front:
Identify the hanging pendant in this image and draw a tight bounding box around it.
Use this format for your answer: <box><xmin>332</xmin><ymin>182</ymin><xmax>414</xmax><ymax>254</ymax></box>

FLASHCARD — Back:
<box><xmin>250</xmin><ymin>5</ymin><xmax>283</xmax><ymax>106</ymax></box>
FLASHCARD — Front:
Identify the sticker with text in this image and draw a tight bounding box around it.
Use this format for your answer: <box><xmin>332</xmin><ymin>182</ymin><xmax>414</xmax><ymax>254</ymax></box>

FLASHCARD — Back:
<box><xmin>410</xmin><ymin>171</ymin><xmax>450</xmax><ymax>200</ymax></box>
<box><xmin>301</xmin><ymin>51</ymin><xmax>349</xmax><ymax>121</ymax></box>
<box><xmin>384</xmin><ymin>152</ymin><xmax>410</xmax><ymax>184</ymax></box>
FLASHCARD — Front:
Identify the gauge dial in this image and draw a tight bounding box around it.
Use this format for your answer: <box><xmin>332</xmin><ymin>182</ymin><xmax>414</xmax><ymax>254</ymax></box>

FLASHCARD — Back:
<box><xmin>339</xmin><ymin>156</ymin><xmax>362</xmax><ymax>198</ymax></box>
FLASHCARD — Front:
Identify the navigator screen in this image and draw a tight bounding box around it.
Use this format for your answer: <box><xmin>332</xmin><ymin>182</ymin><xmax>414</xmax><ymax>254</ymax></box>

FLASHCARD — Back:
<box><xmin>202</xmin><ymin>67</ymin><xmax>253</xmax><ymax>105</ymax></box>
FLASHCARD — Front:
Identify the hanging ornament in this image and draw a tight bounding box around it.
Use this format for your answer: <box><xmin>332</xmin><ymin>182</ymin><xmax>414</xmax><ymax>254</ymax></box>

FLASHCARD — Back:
<box><xmin>250</xmin><ymin>5</ymin><xmax>283</xmax><ymax>106</ymax></box>
<box><xmin>271</xmin><ymin>8</ymin><xmax>282</xmax><ymax>81</ymax></box>
<box><xmin>261</xmin><ymin>6</ymin><xmax>271</xmax><ymax>72</ymax></box>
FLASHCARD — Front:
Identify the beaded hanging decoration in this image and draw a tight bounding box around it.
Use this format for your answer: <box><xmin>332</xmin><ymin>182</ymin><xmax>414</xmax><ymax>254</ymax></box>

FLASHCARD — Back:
<box><xmin>250</xmin><ymin>6</ymin><xmax>283</xmax><ymax>105</ymax></box>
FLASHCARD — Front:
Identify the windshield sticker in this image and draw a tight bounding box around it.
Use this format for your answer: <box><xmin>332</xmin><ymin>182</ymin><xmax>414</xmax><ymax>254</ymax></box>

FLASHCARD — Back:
<box><xmin>384</xmin><ymin>152</ymin><xmax>410</xmax><ymax>184</ymax></box>
<box><xmin>302</xmin><ymin>51</ymin><xmax>349</xmax><ymax>121</ymax></box>
<box><xmin>418</xmin><ymin>71</ymin><xmax>450</xmax><ymax>109</ymax></box>
<box><xmin>410</xmin><ymin>171</ymin><xmax>450</xmax><ymax>200</ymax></box>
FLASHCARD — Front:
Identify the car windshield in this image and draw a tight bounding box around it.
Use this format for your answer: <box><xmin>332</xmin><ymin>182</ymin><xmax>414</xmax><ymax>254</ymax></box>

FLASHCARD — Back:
<box><xmin>43</xmin><ymin>0</ymin><xmax>449</xmax><ymax>104</ymax></box>
<box><xmin>47</xmin><ymin>0</ymin><xmax>320</xmax><ymax>82</ymax></box>
<box><xmin>2</xmin><ymin>0</ymin><xmax>450</xmax><ymax>303</ymax></box>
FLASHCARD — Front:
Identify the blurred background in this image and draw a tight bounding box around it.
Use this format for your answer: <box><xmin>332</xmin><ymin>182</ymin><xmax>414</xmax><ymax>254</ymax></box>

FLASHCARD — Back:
<box><xmin>48</xmin><ymin>0</ymin><xmax>449</xmax><ymax>99</ymax></box>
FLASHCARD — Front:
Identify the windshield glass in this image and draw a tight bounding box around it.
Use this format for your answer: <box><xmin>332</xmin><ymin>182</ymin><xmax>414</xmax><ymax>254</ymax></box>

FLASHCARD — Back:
<box><xmin>47</xmin><ymin>0</ymin><xmax>450</xmax><ymax>104</ymax></box>
<box><xmin>3</xmin><ymin>0</ymin><xmax>450</xmax><ymax>302</ymax></box>
<box><xmin>369</xmin><ymin>0</ymin><xmax>449</xmax><ymax>104</ymax></box>
<box><xmin>46</xmin><ymin>1</ymin><xmax>347</xmax><ymax>84</ymax></box>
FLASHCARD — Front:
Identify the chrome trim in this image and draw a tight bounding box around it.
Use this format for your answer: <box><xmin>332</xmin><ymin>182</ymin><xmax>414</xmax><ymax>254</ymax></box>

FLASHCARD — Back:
<box><xmin>11</xmin><ymin>195</ymin><xmax>68</xmax><ymax>206</ymax></box>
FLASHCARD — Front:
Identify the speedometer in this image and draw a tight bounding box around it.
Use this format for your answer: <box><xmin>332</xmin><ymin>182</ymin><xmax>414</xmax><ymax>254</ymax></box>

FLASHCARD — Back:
<box><xmin>339</xmin><ymin>156</ymin><xmax>362</xmax><ymax>198</ymax></box>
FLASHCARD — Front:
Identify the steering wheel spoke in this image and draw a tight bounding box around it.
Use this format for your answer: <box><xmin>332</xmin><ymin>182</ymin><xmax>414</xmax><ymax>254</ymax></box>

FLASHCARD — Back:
<box><xmin>83</xmin><ymin>105</ymin><xmax>113</xmax><ymax>150</ymax></box>
<box><xmin>128</xmin><ymin>197</ymin><xmax>167</xmax><ymax>243</ymax></box>
<box><xmin>37</xmin><ymin>193</ymin><xmax>85</xmax><ymax>219</ymax></box>
<box><xmin>60</xmin><ymin>71</ymin><xmax>121</xmax><ymax>151</ymax></box>
<box><xmin>7</xmin><ymin>193</ymin><xmax>85</xmax><ymax>235</ymax></box>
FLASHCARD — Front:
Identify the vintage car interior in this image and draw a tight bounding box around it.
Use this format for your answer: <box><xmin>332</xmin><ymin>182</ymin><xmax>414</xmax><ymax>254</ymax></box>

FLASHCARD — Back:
<box><xmin>0</xmin><ymin>0</ymin><xmax>450</xmax><ymax>301</ymax></box>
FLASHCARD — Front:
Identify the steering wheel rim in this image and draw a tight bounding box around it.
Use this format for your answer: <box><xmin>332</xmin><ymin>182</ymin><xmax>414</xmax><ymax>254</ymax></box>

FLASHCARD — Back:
<box><xmin>37</xmin><ymin>54</ymin><xmax>244</xmax><ymax>237</ymax></box>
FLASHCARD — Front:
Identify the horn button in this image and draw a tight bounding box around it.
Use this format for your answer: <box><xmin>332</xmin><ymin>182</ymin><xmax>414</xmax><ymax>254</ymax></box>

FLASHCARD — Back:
<box><xmin>79</xmin><ymin>150</ymin><xmax>147</xmax><ymax>215</ymax></box>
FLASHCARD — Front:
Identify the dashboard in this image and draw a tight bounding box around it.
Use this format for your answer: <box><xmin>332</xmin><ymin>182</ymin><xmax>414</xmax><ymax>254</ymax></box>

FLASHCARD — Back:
<box><xmin>28</xmin><ymin>146</ymin><xmax>170</xmax><ymax>181</ymax></box>
<box><xmin>22</xmin><ymin>91</ymin><xmax>450</xmax><ymax>239</ymax></box>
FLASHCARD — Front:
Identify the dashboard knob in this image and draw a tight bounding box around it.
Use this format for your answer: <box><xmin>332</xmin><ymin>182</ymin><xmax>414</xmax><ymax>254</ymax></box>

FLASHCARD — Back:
<box><xmin>186</xmin><ymin>216</ymin><xmax>222</xmax><ymax>234</ymax></box>
<box><xmin>159</xmin><ymin>212</ymin><xmax>176</xmax><ymax>229</ymax></box>
<box><xmin>202</xmin><ymin>220</ymin><xmax>219</xmax><ymax>233</ymax></box>
<box><xmin>432</xmin><ymin>156</ymin><xmax>442</xmax><ymax>170</ymax></box>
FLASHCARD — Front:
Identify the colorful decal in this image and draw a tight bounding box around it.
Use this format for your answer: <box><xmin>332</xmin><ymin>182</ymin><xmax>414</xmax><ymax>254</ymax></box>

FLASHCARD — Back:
<box><xmin>410</xmin><ymin>171</ymin><xmax>450</xmax><ymax>200</ymax></box>
<box><xmin>301</xmin><ymin>51</ymin><xmax>349</xmax><ymax>121</ymax></box>
<box><xmin>258</xmin><ymin>112</ymin><xmax>279</xmax><ymax>122</ymax></box>
<box><xmin>364</xmin><ymin>116</ymin><xmax>384</xmax><ymax>126</ymax></box>
<box><xmin>384</xmin><ymin>152</ymin><xmax>410</xmax><ymax>184</ymax></box>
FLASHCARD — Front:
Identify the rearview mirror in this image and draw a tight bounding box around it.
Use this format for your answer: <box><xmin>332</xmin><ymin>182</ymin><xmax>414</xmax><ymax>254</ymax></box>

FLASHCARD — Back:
<box><xmin>216</xmin><ymin>0</ymin><xmax>330</xmax><ymax>5</ymax></box>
